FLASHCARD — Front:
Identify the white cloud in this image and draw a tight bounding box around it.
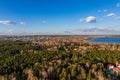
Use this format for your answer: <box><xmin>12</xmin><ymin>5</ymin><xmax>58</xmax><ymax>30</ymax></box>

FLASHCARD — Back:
<box><xmin>98</xmin><ymin>9</ymin><xmax>107</xmax><ymax>12</ymax></box>
<box><xmin>0</xmin><ymin>20</ymin><xmax>16</xmax><ymax>25</ymax></box>
<box><xmin>42</xmin><ymin>20</ymin><xmax>47</xmax><ymax>24</ymax></box>
<box><xmin>64</xmin><ymin>31</ymin><xmax>72</xmax><ymax>34</ymax></box>
<box><xmin>107</xmin><ymin>13</ymin><xmax>116</xmax><ymax>17</ymax></box>
<box><xmin>80</xmin><ymin>18</ymin><xmax>84</xmax><ymax>22</ymax></box>
<box><xmin>103</xmin><ymin>9</ymin><xmax>107</xmax><ymax>12</ymax></box>
<box><xmin>75</xmin><ymin>27</ymin><xmax>120</xmax><ymax>35</ymax></box>
<box><xmin>115</xmin><ymin>16</ymin><xmax>120</xmax><ymax>20</ymax></box>
<box><xmin>117</xmin><ymin>3</ymin><xmax>120</xmax><ymax>7</ymax></box>
<box><xmin>20</xmin><ymin>22</ymin><xmax>26</xmax><ymax>25</ymax></box>
<box><xmin>85</xmin><ymin>16</ymin><xmax>96</xmax><ymax>23</ymax></box>
<box><xmin>6</xmin><ymin>29</ymin><xmax>13</xmax><ymax>34</ymax></box>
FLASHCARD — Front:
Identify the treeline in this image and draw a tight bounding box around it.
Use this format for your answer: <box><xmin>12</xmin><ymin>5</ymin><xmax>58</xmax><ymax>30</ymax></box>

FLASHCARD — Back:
<box><xmin>0</xmin><ymin>40</ymin><xmax>120</xmax><ymax>80</ymax></box>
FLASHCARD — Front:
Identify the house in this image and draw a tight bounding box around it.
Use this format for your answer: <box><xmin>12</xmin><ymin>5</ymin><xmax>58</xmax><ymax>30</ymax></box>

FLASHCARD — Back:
<box><xmin>112</xmin><ymin>68</ymin><xmax>120</xmax><ymax>76</ymax></box>
<box><xmin>107</xmin><ymin>64</ymin><xmax>114</xmax><ymax>74</ymax></box>
<box><xmin>107</xmin><ymin>63</ymin><xmax>120</xmax><ymax>76</ymax></box>
<box><xmin>117</xmin><ymin>64</ymin><xmax>120</xmax><ymax>68</ymax></box>
<box><xmin>112</xmin><ymin>68</ymin><xmax>120</xmax><ymax>72</ymax></box>
<box><xmin>107</xmin><ymin>64</ymin><xmax>114</xmax><ymax>70</ymax></box>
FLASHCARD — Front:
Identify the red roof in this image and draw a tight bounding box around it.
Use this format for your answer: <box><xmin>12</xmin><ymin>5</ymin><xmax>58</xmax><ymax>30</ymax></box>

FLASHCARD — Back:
<box><xmin>117</xmin><ymin>64</ymin><xmax>120</xmax><ymax>66</ymax></box>
<box><xmin>112</xmin><ymin>68</ymin><xmax>120</xmax><ymax>71</ymax></box>
<box><xmin>108</xmin><ymin>64</ymin><xmax>114</xmax><ymax>66</ymax></box>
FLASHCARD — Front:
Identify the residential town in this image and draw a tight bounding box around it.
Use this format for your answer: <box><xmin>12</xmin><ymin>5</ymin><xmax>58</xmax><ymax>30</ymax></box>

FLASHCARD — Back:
<box><xmin>0</xmin><ymin>35</ymin><xmax>120</xmax><ymax>80</ymax></box>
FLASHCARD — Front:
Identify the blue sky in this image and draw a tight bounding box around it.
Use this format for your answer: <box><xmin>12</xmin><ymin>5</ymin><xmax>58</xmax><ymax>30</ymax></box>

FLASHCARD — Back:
<box><xmin>0</xmin><ymin>0</ymin><xmax>120</xmax><ymax>35</ymax></box>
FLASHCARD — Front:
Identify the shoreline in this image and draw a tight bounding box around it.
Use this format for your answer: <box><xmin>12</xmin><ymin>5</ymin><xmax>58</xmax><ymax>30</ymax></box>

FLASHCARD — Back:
<box><xmin>86</xmin><ymin>37</ymin><xmax>120</xmax><ymax>45</ymax></box>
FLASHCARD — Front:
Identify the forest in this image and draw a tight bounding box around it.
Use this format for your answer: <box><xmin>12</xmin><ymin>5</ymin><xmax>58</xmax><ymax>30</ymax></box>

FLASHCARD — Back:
<box><xmin>0</xmin><ymin>40</ymin><xmax>120</xmax><ymax>80</ymax></box>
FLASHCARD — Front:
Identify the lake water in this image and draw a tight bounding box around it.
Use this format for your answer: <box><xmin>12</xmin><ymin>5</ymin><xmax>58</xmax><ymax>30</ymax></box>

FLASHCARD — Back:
<box><xmin>88</xmin><ymin>38</ymin><xmax>120</xmax><ymax>44</ymax></box>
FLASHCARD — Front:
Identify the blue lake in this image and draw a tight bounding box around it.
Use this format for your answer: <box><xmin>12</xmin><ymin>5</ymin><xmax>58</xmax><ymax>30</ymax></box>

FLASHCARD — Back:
<box><xmin>88</xmin><ymin>38</ymin><xmax>120</xmax><ymax>44</ymax></box>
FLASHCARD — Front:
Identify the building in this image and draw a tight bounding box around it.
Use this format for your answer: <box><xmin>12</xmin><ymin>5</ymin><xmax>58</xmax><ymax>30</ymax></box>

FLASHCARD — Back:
<box><xmin>107</xmin><ymin>63</ymin><xmax>120</xmax><ymax>76</ymax></box>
